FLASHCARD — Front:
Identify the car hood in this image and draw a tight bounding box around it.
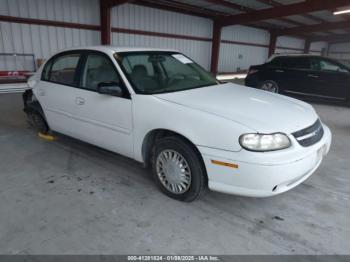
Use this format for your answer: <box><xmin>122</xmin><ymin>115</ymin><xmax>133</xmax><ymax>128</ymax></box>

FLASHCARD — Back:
<box><xmin>154</xmin><ymin>83</ymin><xmax>318</xmax><ymax>133</ymax></box>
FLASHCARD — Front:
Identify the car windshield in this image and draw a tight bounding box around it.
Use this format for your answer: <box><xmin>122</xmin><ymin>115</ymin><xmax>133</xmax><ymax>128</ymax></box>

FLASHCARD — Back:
<box><xmin>115</xmin><ymin>51</ymin><xmax>218</xmax><ymax>94</ymax></box>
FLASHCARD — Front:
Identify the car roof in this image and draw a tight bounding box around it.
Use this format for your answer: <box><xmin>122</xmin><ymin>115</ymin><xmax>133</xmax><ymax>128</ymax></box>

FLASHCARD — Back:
<box><xmin>267</xmin><ymin>54</ymin><xmax>323</xmax><ymax>62</ymax></box>
<box><xmin>60</xmin><ymin>45</ymin><xmax>178</xmax><ymax>54</ymax></box>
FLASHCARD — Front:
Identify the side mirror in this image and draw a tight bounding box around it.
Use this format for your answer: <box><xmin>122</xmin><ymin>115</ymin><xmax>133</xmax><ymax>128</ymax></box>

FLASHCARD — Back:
<box><xmin>97</xmin><ymin>81</ymin><xmax>123</xmax><ymax>97</ymax></box>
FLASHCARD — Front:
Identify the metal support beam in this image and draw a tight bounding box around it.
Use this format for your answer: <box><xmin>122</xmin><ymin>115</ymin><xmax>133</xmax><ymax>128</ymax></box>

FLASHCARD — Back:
<box><xmin>276</xmin><ymin>20</ymin><xmax>350</xmax><ymax>36</ymax></box>
<box><xmin>220</xmin><ymin>0</ymin><xmax>350</xmax><ymax>27</ymax></box>
<box><xmin>326</xmin><ymin>43</ymin><xmax>332</xmax><ymax>57</ymax></box>
<box><xmin>109</xmin><ymin>0</ymin><xmax>134</xmax><ymax>7</ymax></box>
<box><xmin>255</xmin><ymin>0</ymin><xmax>327</xmax><ymax>24</ymax></box>
<box><xmin>205</xmin><ymin>0</ymin><xmax>306</xmax><ymax>28</ymax></box>
<box><xmin>309</xmin><ymin>33</ymin><xmax>350</xmax><ymax>44</ymax></box>
<box><xmin>268</xmin><ymin>33</ymin><xmax>277</xmax><ymax>58</ymax></box>
<box><xmin>135</xmin><ymin>0</ymin><xmax>222</xmax><ymax>19</ymax></box>
<box><xmin>100</xmin><ymin>0</ymin><xmax>133</xmax><ymax>45</ymax></box>
<box><xmin>256</xmin><ymin>0</ymin><xmax>349</xmax><ymax>36</ymax></box>
<box><xmin>135</xmin><ymin>0</ymin><xmax>271</xmax><ymax>31</ymax></box>
<box><xmin>0</xmin><ymin>15</ymin><xmax>100</xmax><ymax>30</ymax></box>
<box><xmin>304</xmin><ymin>39</ymin><xmax>311</xmax><ymax>54</ymax></box>
<box><xmin>100</xmin><ymin>0</ymin><xmax>112</xmax><ymax>45</ymax></box>
<box><xmin>210</xmin><ymin>22</ymin><xmax>222</xmax><ymax>76</ymax></box>
<box><xmin>205</xmin><ymin>0</ymin><xmax>252</xmax><ymax>12</ymax></box>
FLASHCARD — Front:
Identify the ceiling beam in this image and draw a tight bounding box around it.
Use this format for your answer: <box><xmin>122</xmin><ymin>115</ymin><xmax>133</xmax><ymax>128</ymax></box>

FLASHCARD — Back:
<box><xmin>310</xmin><ymin>34</ymin><xmax>350</xmax><ymax>44</ymax></box>
<box><xmin>275</xmin><ymin>20</ymin><xmax>350</xmax><ymax>36</ymax></box>
<box><xmin>255</xmin><ymin>0</ymin><xmax>350</xmax><ymax>35</ymax></box>
<box><xmin>205</xmin><ymin>0</ymin><xmax>252</xmax><ymax>13</ymax></box>
<box><xmin>134</xmin><ymin>0</ymin><xmax>274</xmax><ymax>31</ymax></box>
<box><xmin>219</xmin><ymin>0</ymin><xmax>350</xmax><ymax>26</ymax></box>
<box><xmin>205</xmin><ymin>0</ymin><xmax>306</xmax><ymax>27</ymax></box>
<box><xmin>0</xmin><ymin>15</ymin><xmax>100</xmax><ymax>30</ymax></box>
<box><xmin>204</xmin><ymin>0</ymin><xmax>276</xmax><ymax>29</ymax></box>
<box><xmin>105</xmin><ymin>0</ymin><xmax>134</xmax><ymax>7</ymax></box>
<box><xmin>134</xmin><ymin>0</ymin><xmax>223</xmax><ymax>19</ymax></box>
<box><xmin>255</xmin><ymin>0</ymin><xmax>327</xmax><ymax>23</ymax></box>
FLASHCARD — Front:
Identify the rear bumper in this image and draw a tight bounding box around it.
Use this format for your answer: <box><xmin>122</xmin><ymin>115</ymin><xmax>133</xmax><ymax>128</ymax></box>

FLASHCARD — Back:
<box><xmin>198</xmin><ymin>124</ymin><xmax>332</xmax><ymax>197</ymax></box>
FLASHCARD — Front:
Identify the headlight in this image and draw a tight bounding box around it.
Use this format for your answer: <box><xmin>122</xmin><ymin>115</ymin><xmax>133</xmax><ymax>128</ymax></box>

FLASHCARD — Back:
<box><xmin>239</xmin><ymin>133</ymin><xmax>291</xmax><ymax>152</ymax></box>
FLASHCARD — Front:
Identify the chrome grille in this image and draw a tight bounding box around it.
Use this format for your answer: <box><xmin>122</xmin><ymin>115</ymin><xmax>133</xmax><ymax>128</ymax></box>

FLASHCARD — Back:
<box><xmin>292</xmin><ymin>119</ymin><xmax>324</xmax><ymax>147</ymax></box>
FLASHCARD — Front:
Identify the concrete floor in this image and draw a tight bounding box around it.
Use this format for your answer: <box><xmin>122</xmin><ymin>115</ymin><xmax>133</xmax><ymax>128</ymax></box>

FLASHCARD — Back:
<box><xmin>0</xmin><ymin>92</ymin><xmax>349</xmax><ymax>255</ymax></box>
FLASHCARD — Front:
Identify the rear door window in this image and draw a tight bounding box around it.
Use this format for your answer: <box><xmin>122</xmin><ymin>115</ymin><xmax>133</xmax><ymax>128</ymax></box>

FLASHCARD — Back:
<box><xmin>276</xmin><ymin>57</ymin><xmax>292</xmax><ymax>68</ymax></box>
<box><xmin>269</xmin><ymin>57</ymin><xmax>283</xmax><ymax>67</ymax></box>
<box><xmin>48</xmin><ymin>53</ymin><xmax>81</xmax><ymax>86</ymax></box>
<box><xmin>282</xmin><ymin>57</ymin><xmax>310</xmax><ymax>70</ymax></box>
<box><xmin>294</xmin><ymin>57</ymin><xmax>311</xmax><ymax>70</ymax></box>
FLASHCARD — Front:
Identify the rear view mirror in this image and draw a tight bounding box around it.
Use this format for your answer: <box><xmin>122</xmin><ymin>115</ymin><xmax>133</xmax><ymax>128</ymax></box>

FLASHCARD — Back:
<box><xmin>97</xmin><ymin>82</ymin><xmax>123</xmax><ymax>97</ymax></box>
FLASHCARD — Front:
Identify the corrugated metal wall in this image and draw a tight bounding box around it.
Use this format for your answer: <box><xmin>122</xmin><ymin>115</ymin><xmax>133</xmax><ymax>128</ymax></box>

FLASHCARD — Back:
<box><xmin>275</xmin><ymin>38</ymin><xmax>325</xmax><ymax>55</ymax></box>
<box><xmin>0</xmin><ymin>0</ymin><xmax>100</xmax><ymax>70</ymax></box>
<box><xmin>111</xmin><ymin>4</ymin><xmax>213</xmax><ymax>70</ymax></box>
<box><xmin>329</xmin><ymin>42</ymin><xmax>350</xmax><ymax>59</ymax></box>
<box><xmin>0</xmin><ymin>0</ymin><xmax>99</xmax><ymax>24</ymax></box>
<box><xmin>0</xmin><ymin>0</ymin><xmax>329</xmax><ymax>73</ymax></box>
<box><xmin>217</xmin><ymin>27</ymin><xmax>325</xmax><ymax>72</ymax></box>
<box><xmin>219</xmin><ymin>25</ymin><xmax>269</xmax><ymax>72</ymax></box>
<box><xmin>275</xmin><ymin>36</ymin><xmax>304</xmax><ymax>54</ymax></box>
<box><xmin>310</xmin><ymin>42</ymin><xmax>327</xmax><ymax>55</ymax></box>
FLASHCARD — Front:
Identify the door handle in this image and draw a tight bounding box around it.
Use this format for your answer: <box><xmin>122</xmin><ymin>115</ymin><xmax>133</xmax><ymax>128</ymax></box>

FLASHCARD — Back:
<box><xmin>275</xmin><ymin>69</ymin><xmax>284</xmax><ymax>73</ymax></box>
<box><xmin>75</xmin><ymin>97</ymin><xmax>85</xmax><ymax>105</ymax></box>
<box><xmin>308</xmin><ymin>74</ymin><xmax>319</xmax><ymax>78</ymax></box>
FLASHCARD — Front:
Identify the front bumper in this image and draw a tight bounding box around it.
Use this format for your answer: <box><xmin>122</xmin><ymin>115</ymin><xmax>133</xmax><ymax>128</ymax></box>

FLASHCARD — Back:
<box><xmin>198</xmin><ymin>124</ymin><xmax>332</xmax><ymax>197</ymax></box>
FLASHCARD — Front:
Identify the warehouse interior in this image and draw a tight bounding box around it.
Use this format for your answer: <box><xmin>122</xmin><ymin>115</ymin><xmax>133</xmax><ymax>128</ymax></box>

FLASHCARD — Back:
<box><xmin>1</xmin><ymin>0</ymin><xmax>350</xmax><ymax>80</ymax></box>
<box><xmin>0</xmin><ymin>0</ymin><xmax>350</xmax><ymax>256</ymax></box>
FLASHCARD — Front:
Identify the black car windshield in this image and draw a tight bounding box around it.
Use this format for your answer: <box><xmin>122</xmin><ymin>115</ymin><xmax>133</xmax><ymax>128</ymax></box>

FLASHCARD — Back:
<box><xmin>115</xmin><ymin>52</ymin><xmax>218</xmax><ymax>94</ymax></box>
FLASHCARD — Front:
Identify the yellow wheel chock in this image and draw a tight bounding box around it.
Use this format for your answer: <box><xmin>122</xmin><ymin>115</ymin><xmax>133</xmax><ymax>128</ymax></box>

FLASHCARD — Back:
<box><xmin>38</xmin><ymin>132</ymin><xmax>57</xmax><ymax>141</ymax></box>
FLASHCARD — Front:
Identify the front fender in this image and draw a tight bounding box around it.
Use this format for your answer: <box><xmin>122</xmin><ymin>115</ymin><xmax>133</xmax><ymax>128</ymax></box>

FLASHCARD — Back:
<box><xmin>132</xmin><ymin>95</ymin><xmax>254</xmax><ymax>162</ymax></box>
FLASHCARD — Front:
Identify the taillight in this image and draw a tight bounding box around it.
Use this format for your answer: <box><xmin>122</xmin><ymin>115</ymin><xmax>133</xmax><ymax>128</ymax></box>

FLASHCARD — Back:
<box><xmin>248</xmin><ymin>68</ymin><xmax>258</xmax><ymax>75</ymax></box>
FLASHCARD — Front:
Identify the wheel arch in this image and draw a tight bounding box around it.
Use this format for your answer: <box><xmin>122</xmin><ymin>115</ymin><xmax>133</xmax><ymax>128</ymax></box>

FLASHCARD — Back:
<box><xmin>141</xmin><ymin>129</ymin><xmax>206</xmax><ymax>173</ymax></box>
<box><xmin>258</xmin><ymin>79</ymin><xmax>280</xmax><ymax>93</ymax></box>
<box><xmin>23</xmin><ymin>89</ymin><xmax>48</xmax><ymax>125</ymax></box>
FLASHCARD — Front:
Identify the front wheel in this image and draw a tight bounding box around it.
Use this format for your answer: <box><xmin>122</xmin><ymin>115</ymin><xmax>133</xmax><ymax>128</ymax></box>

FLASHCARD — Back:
<box><xmin>258</xmin><ymin>80</ymin><xmax>279</xmax><ymax>93</ymax></box>
<box><xmin>151</xmin><ymin>137</ymin><xmax>207</xmax><ymax>202</ymax></box>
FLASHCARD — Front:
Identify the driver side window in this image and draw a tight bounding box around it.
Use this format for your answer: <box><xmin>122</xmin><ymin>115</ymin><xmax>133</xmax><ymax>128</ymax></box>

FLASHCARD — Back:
<box><xmin>81</xmin><ymin>53</ymin><xmax>121</xmax><ymax>91</ymax></box>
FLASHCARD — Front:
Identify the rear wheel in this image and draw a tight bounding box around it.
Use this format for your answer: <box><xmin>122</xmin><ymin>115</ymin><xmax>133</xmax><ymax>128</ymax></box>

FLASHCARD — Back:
<box><xmin>151</xmin><ymin>136</ymin><xmax>207</xmax><ymax>202</ymax></box>
<box><xmin>259</xmin><ymin>80</ymin><xmax>279</xmax><ymax>93</ymax></box>
<box><xmin>27</xmin><ymin>111</ymin><xmax>49</xmax><ymax>134</ymax></box>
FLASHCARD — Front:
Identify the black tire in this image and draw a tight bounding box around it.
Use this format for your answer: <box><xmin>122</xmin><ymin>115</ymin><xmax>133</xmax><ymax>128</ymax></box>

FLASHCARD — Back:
<box><xmin>258</xmin><ymin>80</ymin><xmax>279</xmax><ymax>93</ymax></box>
<box><xmin>27</xmin><ymin>111</ymin><xmax>49</xmax><ymax>134</ymax></box>
<box><xmin>151</xmin><ymin>136</ymin><xmax>207</xmax><ymax>202</ymax></box>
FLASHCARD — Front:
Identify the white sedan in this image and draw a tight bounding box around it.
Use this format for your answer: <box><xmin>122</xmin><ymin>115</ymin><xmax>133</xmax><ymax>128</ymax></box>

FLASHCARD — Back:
<box><xmin>23</xmin><ymin>46</ymin><xmax>332</xmax><ymax>201</ymax></box>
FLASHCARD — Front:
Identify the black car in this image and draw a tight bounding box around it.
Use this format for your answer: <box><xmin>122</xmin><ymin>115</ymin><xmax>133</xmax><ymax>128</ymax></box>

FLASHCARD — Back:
<box><xmin>245</xmin><ymin>55</ymin><xmax>350</xmax><ymax>105</ymax></box>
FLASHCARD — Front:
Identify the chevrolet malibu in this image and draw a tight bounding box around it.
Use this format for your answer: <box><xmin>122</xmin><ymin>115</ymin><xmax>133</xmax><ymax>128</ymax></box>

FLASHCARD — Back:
<box><xmin>23</xmin><ymin>46</ymin><xmax>332</xmax><ymax>202</ymax></box>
